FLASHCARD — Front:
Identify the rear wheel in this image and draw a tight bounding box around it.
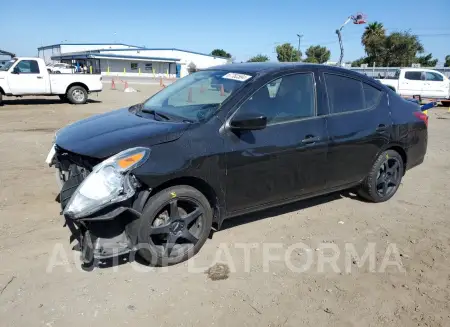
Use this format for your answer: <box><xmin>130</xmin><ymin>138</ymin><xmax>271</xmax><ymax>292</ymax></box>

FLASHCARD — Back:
<box><xmin>358</xmin><ymin>150</ymin><xmax>404</xmax><ymax>202</ymax></box>
<box><xmin>137</xmin><ymin>185</ymin><xmax>212</xmax><ymax>266</ymax></box>
<box><xmin>66</xmin><ymin>86</ymin><xmax>88</xmax><ymax>104</ymax></box>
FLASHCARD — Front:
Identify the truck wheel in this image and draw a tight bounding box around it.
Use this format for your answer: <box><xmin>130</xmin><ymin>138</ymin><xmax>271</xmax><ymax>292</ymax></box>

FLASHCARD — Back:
<box><xmin>67</xmin><ymin>86</ymin><xmax>88</xmax><ymax>105</ymax></box>
<box><xmin>358</xmin><ymin>150</ymin><xmax>404</xmax><ymax>203</ymax></box>
<box><xmin>137</xmin><ymin>185</ymin><xmax>213</xmax><ymax>266</ymax></box>
<box><xmin>0</xmin><ymin>93</ymin><xmax>3</xmax><ymax>106</ymax></box>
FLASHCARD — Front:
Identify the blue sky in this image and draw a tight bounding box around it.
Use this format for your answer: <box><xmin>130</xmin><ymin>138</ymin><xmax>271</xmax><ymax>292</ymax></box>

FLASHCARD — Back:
<box><xmin>2</xmin><ymin>0</ymin><xmax>449</xmax><ymax>64</ymax></box>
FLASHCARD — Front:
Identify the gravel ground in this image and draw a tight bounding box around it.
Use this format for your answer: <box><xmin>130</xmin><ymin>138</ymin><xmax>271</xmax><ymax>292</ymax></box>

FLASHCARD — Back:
<box><xmin>0</xmin><ymin>85</ymin><xmax>450</xmax><ymax>327</ymax></box>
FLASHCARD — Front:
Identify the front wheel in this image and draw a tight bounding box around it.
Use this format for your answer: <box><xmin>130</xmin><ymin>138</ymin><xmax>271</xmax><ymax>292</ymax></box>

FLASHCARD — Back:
<box><xmin>137</xmin><ymin>185</ymin><xmax>213</xmax><ymax>266</ymax></box>
<box><xmin>66</xmin><ymin>86</ymin><xmax>88</xmax><ymax>104</ymax></box>
<box><xmin>358</xmin><ymin>150</ymin><xmax>404</xmax><ymax>202</ymax></box>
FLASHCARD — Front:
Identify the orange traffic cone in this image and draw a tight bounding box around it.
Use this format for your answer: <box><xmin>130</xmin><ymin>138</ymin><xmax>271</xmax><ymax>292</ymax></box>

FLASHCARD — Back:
<box><xmin>124</xmin><ymin>81</ymin><xmax>128</xmax><ymax>89</ymax></box>
<box><xmin>220</xmin><ymin>84</ymin><xmax>225</xmax><ymax>96</ymax></box>
<box><xmin>159</xmin><ymin>77</ymin><xmax>163</xmax><ymax>87</ymax></box>
<box><xmin>111</xmin><ymin>78</ymin><xmax>116</xmax><ymax>90</ymax></box>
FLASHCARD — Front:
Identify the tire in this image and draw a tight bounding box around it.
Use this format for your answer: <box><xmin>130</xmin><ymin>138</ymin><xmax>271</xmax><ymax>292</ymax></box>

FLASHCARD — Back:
<box><xmin>137</xmin><ymin>185</ymin><xmax>213</xmax><ymax>266</ymax></box>
<box><xmin>59</xmin><ymin>95</ymin><xmax>67</xmax><ymax>102</ymax></box>
<box><xmin>358</xmin><ymin>149</ymin><xmax>404</xmax><ymax>203</ymax></box>
<box><xmin>0</xmin><ymin>92</ymin><xmax>3</xmax><ymax>106</ymax></box>
<box><xmin>55</xmin><ymin>71</ymin><xmax>61</xmax><ymax>74</ymax></box>
<box><xmin>66</xmin><ymin>86</ymin><xmax>88</xmax><ymax>104</ymax></box>
<box><xmin>441</xmin><ymin>100</ymin><xmax>450</xmax><ymax>107</ymax></box>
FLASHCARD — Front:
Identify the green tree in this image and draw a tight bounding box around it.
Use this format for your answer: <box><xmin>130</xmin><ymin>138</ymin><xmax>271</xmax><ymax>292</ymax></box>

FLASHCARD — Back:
<box><xmin>361</xmin><ymin>21</ymin><xmax>386</xmax><ymax>64</ymax></box>
<box><xmin>351</xmin><ymin>57</ymin><xmax>369</xmax><ymax>67</ymax></box>
<box><xmin>414</xmin><ymin>53</ymin><xmax>438</xmax><ymax>67</ymax></box>
<box><xmin>444</xmin><ymin>55</ymin><xmax>450</xmax><ymax>67</ymax></box>
<box><xmin>303</xmin><ymin>56</ymin><xmax>318</xmax><ymax>63</ymax></box>
<box><xmin>275</xmin><ymin>43</ymin><xmax>301</xmax><ymax>62</ymax></box>
<box><xmin>211</xmin><ymin>49</ymin><xmax>232</xmax><ymax>58</ymax></box>
<box><xmin>247</xmin><ymin>54</ymin><xmax>270</xmax><ymax>62</ymax></box>
<box><xmin>305</xmin><ymin>45</ymin><xmax>331</xmax><ymax>64</ymax></box>
<box><xmin>383</xmin><ymin>31</ymin><xmax>424</xmax><ymax>66</ymax></box>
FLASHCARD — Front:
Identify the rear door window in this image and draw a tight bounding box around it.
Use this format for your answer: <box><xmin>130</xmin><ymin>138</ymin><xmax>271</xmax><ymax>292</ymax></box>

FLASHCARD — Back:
<box><xmin>362</xmin><ymin>83</ymin><xmax>382</xmax><ymax>108</ymax></box>
<box><xmin>405</xmin><ymin>71</ymin><xmax>424</xmax><ymax>81</ymax></box>
<box><xmin>324</xmin><ymin>73</ymin><xmax>365</xmax><ymax>114</ymax></box>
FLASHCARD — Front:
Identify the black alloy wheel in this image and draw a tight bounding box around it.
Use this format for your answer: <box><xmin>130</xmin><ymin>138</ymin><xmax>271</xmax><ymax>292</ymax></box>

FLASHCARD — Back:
<box><xmin>376</xmin><ymin>157</ymin><xmax>401</xmax><ymax>198</ymax></box>
<box><xmin>138</xmin><ymin>185</ymin><xmax>213</xmax><ymax>266</ymax></box>
<box><xmin>358</xmin><ymin>149</ymin><xmax>404</xmax><ymax>203</ymax></box>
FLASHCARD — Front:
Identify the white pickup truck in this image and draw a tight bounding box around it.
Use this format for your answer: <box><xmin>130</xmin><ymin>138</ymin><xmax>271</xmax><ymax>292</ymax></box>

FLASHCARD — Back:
<box><xmin>376</xmin><ymin>68</ymin><xmax>450</xmax><ymax>101</ymax></box>
<box><xmin>0</xmin><ymin>57</ymin><xmax>103</xmax><ymax>105</ymax></box>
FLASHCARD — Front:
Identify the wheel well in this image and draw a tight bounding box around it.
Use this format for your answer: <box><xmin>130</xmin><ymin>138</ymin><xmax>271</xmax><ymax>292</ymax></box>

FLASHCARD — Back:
<box><xmin>0</xmin><ymin>87</ymin><xmax>4</xmax><ymax>95</ymax></box>
<box><xmin>387</xmin><ymin>146</ymin><xmax>407</xmax><ymax>171</ymax></box>
<box><xmin>66</xmin><ymin>82</ymin><xmax>88</xmax><ymax>94</ymax></box>
<box><xmin>149</xmin><ymin>176</ymin><xmax>221</xmax><ymax>224</ymax></box>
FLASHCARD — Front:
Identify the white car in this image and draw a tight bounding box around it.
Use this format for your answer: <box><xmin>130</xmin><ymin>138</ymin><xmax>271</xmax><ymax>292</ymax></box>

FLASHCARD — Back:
<box><xmin>376</xmin><ymin>68</ymin><xmax>450</xmax><ymax>100</ymax></box>
<box><xmin>47</xmin><ymin>62</ymin><xmax>76</xmax><ymax>74</ymax></box>
<box><xmin>0</xmin><ymin>57</ymin><xmax>103</xmax><ymax>105</ymax></box>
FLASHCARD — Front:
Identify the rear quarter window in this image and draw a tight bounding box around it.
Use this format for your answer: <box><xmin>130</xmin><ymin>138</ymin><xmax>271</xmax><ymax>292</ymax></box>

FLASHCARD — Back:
<box><xmin>324</xmin><ymin>73</ymin><xmax>382</xmax><ymax>114</ymax></box>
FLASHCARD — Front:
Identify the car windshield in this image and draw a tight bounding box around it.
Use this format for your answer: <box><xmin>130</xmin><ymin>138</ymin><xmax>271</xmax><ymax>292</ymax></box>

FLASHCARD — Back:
<box><xmin>0</xmin><ymin>59</ymin><xmax>17</xmax><ymax>71</ymax></box>
<box><xmin>141</xmin><ymin>70</ymin><xmax>253</xmax><ymax>122</ymax></box>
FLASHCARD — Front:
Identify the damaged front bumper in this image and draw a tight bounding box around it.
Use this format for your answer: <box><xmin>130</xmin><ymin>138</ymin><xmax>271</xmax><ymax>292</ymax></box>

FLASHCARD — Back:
<box><xmin>51</xmin><ymin>146</ymin><xmax>150</xmax><ymax>266</ymax></box>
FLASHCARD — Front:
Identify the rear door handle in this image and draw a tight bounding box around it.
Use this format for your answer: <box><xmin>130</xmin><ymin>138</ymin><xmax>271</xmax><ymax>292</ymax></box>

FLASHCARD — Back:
<box><xmin>37</xmin><ymin>76</ymin><xmax>43</xmax><ymax>79</ymax></box>
<box><xmin>302</xmin><ymin>136</ymin><xmax>320</xmax><ymax>144</ymax></box>
<box><xmin>376</xmin><ymin>124</ymin><xmax>387</xmax><ymax>132</ymax></box>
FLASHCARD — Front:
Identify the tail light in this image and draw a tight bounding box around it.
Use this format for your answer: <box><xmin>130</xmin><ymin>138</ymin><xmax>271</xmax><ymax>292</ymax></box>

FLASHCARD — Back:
<box><xmin>413</xmin><ymin>111</ymin><xmax>428</xmax><ymax>127</ymax></box>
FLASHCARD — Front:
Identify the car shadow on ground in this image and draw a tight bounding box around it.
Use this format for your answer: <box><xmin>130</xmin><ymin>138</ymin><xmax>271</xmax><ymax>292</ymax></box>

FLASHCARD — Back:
<box><xmin>1</xmin><ymin>99</ymin><xmax>102</xmax><ymax>106</ymax></box>
<box><xmin>219</xmin><ymin>190</ymin><xmax>360</xmax><ymax>231</ymax></box>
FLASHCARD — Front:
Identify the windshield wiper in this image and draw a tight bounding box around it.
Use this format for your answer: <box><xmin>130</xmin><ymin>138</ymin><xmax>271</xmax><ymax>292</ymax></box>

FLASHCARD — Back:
<box><xmin>141</xmin><ymin>109</ymin><xmax>172</xmax><ymax>121</ymax></box>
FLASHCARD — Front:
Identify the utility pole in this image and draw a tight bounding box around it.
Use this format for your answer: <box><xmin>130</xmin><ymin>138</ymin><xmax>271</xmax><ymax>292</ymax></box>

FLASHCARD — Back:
<box><xmin>296</xmin><ymin>34</ymin><xmax>303</xmax><ymax>61</ymax></box>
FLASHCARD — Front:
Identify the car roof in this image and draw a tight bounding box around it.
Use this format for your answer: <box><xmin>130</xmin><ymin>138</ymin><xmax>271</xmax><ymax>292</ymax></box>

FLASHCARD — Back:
<box><xmin>205</xmin><ymin>62</ymin><xmax>371</xmax><ymax>81</ymax></box>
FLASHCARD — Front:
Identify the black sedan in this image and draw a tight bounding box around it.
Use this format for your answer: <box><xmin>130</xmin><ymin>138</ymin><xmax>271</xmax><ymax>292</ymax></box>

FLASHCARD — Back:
<box><xmin>47</xmin><ymin>62</ymin><xmax>428</xmax><ymax>267</ymax></box>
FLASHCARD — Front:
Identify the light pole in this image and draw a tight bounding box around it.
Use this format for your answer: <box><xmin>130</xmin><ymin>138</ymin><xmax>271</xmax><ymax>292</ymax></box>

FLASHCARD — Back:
<box><xmin>296</xmin><ymin>34</ymin><xmax>303</xmax><ymax>61</ymax></box>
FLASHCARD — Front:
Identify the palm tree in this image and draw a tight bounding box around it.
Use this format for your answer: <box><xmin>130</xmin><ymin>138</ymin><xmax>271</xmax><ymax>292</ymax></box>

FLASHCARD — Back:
<box><xmin>362</xmin><ymin>22</ymin><xmax>385</xmax><ymax>47</ymax></box>
<box><xmin>361</xmin><ymin>22</ymin><xmax>386</xmax><ymax>64</ymax></box>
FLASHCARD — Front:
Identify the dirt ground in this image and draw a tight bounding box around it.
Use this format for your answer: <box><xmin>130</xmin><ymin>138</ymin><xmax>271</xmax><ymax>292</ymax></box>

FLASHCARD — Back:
<box><xmin>1</xmin><ymin>85</ymin><xmax>450</xmax><ymax>327</ymax></box>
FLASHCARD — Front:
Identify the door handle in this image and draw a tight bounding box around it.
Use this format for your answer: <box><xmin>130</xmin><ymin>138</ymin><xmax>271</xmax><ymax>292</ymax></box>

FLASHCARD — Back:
<box><xmin>37</xmin><ymin>76</ymin><xmax>43</xmax><ymax>79</ymax></box>
<box><xmin>376</xmin><ymin>124</ymin><xmax>387</xmax><ymax>132</ymax></box>
<box><xmin>302</xmin><ymin>135</ymin><xmax>320</xmax><ymax>144</ymax></box>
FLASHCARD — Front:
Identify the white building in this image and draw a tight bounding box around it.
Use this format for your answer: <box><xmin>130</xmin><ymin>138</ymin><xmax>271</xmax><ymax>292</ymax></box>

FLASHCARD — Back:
<box><xmin>37</xmin><ymin>43</ymin><xmax>229</xmax><ymax>78</ymax></box>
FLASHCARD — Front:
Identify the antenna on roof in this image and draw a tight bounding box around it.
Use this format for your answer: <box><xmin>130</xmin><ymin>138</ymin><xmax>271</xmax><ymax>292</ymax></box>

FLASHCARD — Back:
<box><xmin>336</xmin><ymin>12</ymin><xmax>367</xmax><ymax>66</ymax></box>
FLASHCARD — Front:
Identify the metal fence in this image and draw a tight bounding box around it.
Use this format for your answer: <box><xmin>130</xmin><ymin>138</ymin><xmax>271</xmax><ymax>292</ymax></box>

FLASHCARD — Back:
<box><xmin>346</xmin><ymin>67</ymin><xmax>450</xmax><ymax>79</ymax></box>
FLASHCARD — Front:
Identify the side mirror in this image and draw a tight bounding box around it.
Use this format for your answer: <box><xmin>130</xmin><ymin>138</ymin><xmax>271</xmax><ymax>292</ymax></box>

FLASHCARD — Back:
<box><xmin>11</xmin><ymin>67</ymin><xmax>20</xmax><ymax>74</ymax></box>
<box><xmin>229</xmin><ymin>112</ymin><xmax>267</xmax><ymax>131</ymax></box>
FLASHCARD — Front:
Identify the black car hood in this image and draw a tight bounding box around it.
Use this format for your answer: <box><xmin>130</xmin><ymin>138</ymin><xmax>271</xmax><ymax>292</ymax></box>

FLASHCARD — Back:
<box><xmin>55</xmin><ymin>107</ymin><xmax>190</xmax><ymax>158</ymax></box>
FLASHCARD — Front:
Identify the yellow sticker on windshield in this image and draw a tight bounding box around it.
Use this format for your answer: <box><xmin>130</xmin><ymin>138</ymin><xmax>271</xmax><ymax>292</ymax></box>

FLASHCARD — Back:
<box><xmin>170</xmin><ymin>192</ymin><xmax>177</xmax><ymax>198</ymax></box>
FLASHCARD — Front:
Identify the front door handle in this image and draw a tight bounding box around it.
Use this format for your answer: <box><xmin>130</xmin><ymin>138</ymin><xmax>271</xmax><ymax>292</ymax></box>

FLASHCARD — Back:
<box><xmin>376</xmin><ymin>124</ymin><xmax>387</xmax><ymax>132</ymax></box>
<box><xmin>302</xmin><ymin>135</ymin><xmax>320</xmax><ymax>144</ymax></box>
<box><xmin>37</xmin><ymin>76</ymin><xmax>43</xmax><ymax>79</ymax></box>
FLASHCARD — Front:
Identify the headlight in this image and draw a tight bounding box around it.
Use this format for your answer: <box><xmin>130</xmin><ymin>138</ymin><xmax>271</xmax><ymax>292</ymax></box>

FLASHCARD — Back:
<box><xmin>64</xmin><ymin>147</ymin><xmax>150</xmax><ymax>219</ymax></box>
